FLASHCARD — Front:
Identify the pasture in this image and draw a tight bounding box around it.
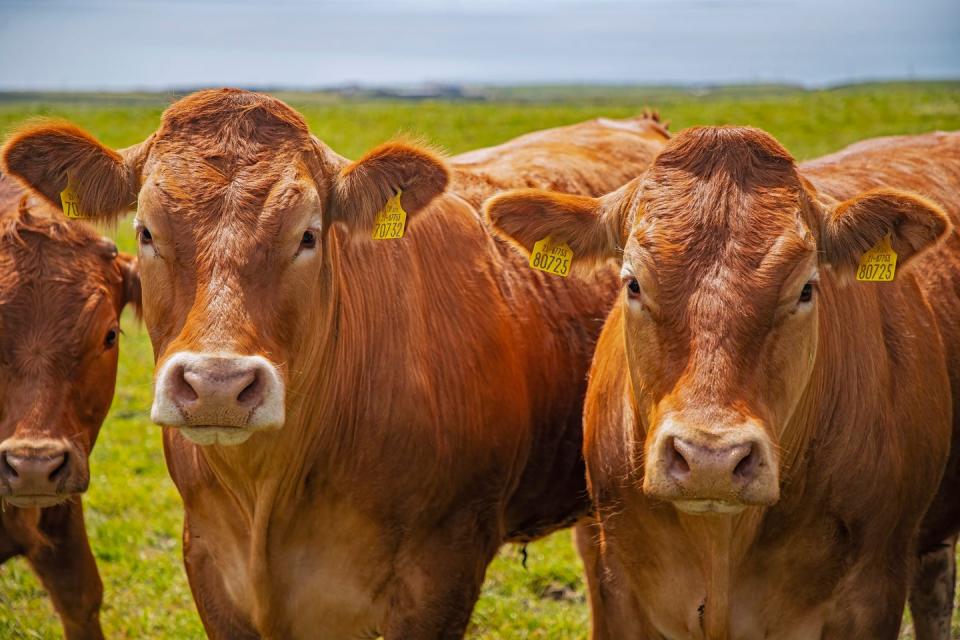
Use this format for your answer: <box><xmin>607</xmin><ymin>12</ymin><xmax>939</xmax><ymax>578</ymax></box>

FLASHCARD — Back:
<box><xmin>0</xmin><ymin>82</ymin><xmax>959</xmax><ymax>638</ymax></box>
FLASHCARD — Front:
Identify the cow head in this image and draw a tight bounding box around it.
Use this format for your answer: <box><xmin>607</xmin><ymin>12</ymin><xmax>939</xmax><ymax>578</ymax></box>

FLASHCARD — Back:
<box><xmin>2</xmin><ymin>89</ymin><xmax>448</xmax><ymax>447</ymax></box>
<box><xmin>0</xmin><ymin>200</ymin><xmax>140</xmax><ymax>507</ymax></box>
<box><xmin>487</xmin><ymin>126</ymin><xmax>949</xmax><ymax>514</ymax></box>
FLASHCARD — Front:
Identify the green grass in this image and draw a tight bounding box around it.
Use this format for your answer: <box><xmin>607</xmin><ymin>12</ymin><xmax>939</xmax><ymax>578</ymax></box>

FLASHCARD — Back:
<box><xmin>0</xmin><ymin>82</ymin><xmax>959</xmax><ymax>638</ymax></box>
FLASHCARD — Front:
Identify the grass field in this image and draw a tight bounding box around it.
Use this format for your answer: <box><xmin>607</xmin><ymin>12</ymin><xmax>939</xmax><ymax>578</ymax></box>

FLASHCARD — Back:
<box><xmin>0</xmin><ymin>82</ymin><xmax>959</xmax><ymax>638</ymax></box>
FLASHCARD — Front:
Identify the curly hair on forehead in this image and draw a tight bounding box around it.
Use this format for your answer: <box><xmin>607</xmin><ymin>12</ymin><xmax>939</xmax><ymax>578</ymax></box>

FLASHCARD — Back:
<box><xmin>653</xmin><ymin>126</ymin><xmax>796</xmax><ymax>185</ymax></box>
<box><xmin>157</xmin><ymin>88</ymin><xmax>310</xmax><ymax>150</ymax></box>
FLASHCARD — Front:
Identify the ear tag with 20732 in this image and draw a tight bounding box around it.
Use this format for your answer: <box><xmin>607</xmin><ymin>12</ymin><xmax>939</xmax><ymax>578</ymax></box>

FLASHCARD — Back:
<box><xmin>372</xmin><ymin>190</ymin><xmax>406</xmax><ymax>240</ymax></box>
<box><xmin>856</xmin><ymin>233</ymin><xmax>897</xmax><ymax>282</ymax></box>
<box><xmin>529</xmin><ymin>236</ymin><xmax>574</xmax><ymax>277</ymax></box>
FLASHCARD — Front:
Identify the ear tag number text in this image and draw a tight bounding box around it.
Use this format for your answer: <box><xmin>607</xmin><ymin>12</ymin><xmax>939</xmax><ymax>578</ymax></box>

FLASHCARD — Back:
<box><xmin>372</xmin><ymin>190</ymin><xmax>406</xmax><ymax>240</ymax></box>
<box><xmin>60</xmin><ymin>180</ymin><xmax>90</xmax><ymax>220</ymax></box>
<box><xmin>856</xmin><ymin>233</ymin><xmax>897</xmax><ymax>282</ymax></box>
<box><xmin>530</xmin><ymin>236</ymin><xmax>574</xmax><ymax>277</ymax></box>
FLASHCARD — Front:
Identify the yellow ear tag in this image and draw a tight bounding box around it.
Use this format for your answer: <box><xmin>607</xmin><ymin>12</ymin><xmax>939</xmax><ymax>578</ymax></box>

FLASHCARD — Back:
<box><xmin>60</xmin><ymin>181</ymin><xmax>90</xmax><ymax>220</ymax></box>
<box><xmin>530</xmin><ymin>236</ymin><xmax>574</xmax><ymax>277</ymax></box>
<box><xmin>372</xmin><ymin>190</ymin><xmax>406</xmax><ymax>240</ymax></box>
<box><xmin>856</xmin><ymin>233</ymin><xmax>897</xmax><ymax>282</ymax></box>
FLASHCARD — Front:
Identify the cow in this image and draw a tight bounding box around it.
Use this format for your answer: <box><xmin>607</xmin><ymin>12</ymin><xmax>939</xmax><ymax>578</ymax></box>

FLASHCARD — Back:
<box><xmin>0</xmin><ymin>176</ymin><xmax>140</xmax><ymax>640</ymax></box>
<box><xmin>485</xmin><ymin>127</ymin><xmax>960</xmax><ymax>638</ymax></box>
<box><xmin>0</xmin><ymin>89</ymin><xmax>669</xmax><ymax>638</ymax></box>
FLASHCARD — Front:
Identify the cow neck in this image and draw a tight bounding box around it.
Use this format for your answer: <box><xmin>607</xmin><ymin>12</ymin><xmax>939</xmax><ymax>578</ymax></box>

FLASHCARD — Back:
<box><xmin>671</xmin><ymin>505</ymin><xmax>764</xmax><ymax>638</ymax></box>
<box><xmin>677</xmin><ymin>514</ymin><xmax>731</xmax><ymax>639</ymax></box>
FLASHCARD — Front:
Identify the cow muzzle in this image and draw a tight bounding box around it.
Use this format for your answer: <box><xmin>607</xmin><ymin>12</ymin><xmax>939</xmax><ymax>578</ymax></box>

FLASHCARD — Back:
<box><xmin>151</xmin><ymin>352</ymin><xmax>285</xmax><ymax>446</ymax></box>
<box><xmin>643</xmin><ymin>418</ymin><xmax>779</xmax><ymax>513</ymax></box>
<box><xmin>0</xmin><ymin>439</ymin><xmax>87</xmax><ymax>508</ymax></box>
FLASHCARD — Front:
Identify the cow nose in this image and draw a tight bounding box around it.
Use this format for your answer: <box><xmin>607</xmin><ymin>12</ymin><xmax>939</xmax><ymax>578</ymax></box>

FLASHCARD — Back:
<box><xmin>643</xmin><ymin>419</ymin><xmax>780</xmax><ymax>508</ymax></box>
<box><xmin>667</xmin><ymin>438</ymin><xmax>758</xmax><ymax>486</ymax></box>
<box><xmin>0</xmin><ymin>448</ymin><xmax>69</xmax><ymax>495</ymax></box>
<box><xmin>152</xmin><ymin>352</ymin><xmax>286</xmax><ymax>434</ymax></box>
<box><xmin>177</xmin><ymin>360</ymin><xmax>264</xmax><ymax>410</ymax></box>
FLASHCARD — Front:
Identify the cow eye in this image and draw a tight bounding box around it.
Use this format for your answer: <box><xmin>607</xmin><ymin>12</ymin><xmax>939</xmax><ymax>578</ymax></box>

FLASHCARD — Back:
<box><xmin>138</xmin><ymin>226</ymin><xmax>153</xmax><ymax>245</ymax></box>
<box><xmin>104</xmin><ymin>327</ymin><xmax>119</xmax><ymax>349</ymax></box>
<box><xmin>798</xmin><ymin>281</ymin><xmax>815</xmax><ymax>304</ymax></box>
<box><xmin>625</xmin><ymin>276</ymin><xmax>642</xmax><ymax>299</ymax></box>
<box><xmin>300</xmin><ymin>229</ymin><xmax>317</xmax><ymax>250</ymax></box>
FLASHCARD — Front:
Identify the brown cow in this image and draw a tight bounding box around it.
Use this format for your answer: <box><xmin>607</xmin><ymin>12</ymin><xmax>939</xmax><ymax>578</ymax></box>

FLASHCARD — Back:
<box><xmin>486</xmin><ymin>127</ymin><xmax>960</xmax><ymax>638</ymax></box>
<box><xmin>0</xmin><ymin>176</ymin><xmax>140</xmax><ymax>640</ymax></box>
<box><xmin>0</xmin><ymin>89</ymin><xmax>669</xmax><ymax>638</ymax></box>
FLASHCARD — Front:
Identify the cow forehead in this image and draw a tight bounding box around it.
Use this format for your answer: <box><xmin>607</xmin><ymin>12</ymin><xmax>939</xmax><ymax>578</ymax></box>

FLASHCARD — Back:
<box><xmin>139</xmin><ymin>90</ymin><xmax>326</xmax><ymax>222</ymax></box>
<box><xmin>156</xmin><ymin>88</ymin><xmax>311</xmax><ymax>151</ymax></box>
<box><xmin>143</xmin><ymin>153</ymin><xmax>316</xmax><ymax>222</ymax></box>
<box><xmin>628</xmin><ymin>127</ymin><xmax>812</xmax><ymax>285</ymax></box>
<box><xmin>149</xmin><ymin>90</ymin><xmax>314</xmax><ymax>181</ymax></box>
<box><xmin>139</xmin><ymin>142</ymin><xmax>325</xmax><ymax>260</ymax></box>
<box><xmin>0</xmin><ymin>252</ymin><xmax>115</xmax><ymax>374</ymax></box>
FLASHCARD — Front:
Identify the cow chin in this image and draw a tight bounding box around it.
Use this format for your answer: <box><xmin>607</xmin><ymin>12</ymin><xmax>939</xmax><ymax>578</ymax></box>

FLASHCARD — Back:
<box><xmin>672</xmin><ymin>499</ymin><xmax>748</xmax><ymax>515</ymax></box>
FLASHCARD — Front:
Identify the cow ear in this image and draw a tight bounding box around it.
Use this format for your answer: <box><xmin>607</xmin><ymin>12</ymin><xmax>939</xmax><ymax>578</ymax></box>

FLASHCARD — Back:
<box><xmin>822</xmin><ymin>188</ymin><xmax>950</xmax><ymax>276</ymax></box>
<box><xmin>116</xmin><ymin>252</ymin><xmax>142</xmax><ymax>318</ymax></box>
<box><xmin>331</xmin><ymin>141</ymin><xmax>449</xmax><ymax>234</ymax></box>
<box><xmin>485</xmin><ymin>187</ymin><xmax>630</xmax><ymax>264</ymax></box>
<box><xmin>1</xmin><ymin>122</ymin><xmax>142</xmax><ymax>223</ymax></box>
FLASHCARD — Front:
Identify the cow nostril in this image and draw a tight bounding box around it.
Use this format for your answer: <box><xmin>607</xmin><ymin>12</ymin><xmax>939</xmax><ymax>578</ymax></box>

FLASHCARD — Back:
<box><xmin>666</xmin><ymin>437</ymin><xmax>691</xmax><ymax>478</ymax></box>
<box><xmin>48</xmin><ymin>453</ymin><xmax>69</xmax><ymax>481</ymax></box>
<box><xmin>174</xmin><ymin>365</ymin><xmax>200</xmax><ymax>403</ymax></box>
<box><xmin>236</xmin><ymin>371</ymin><xmax>263</xmax><ymax>406</ymax></box>
<box><xmin>1</xmin><ymin>452</ymin><xmax>17</xmax><ymax>479</ymax></box>
<box><xmin>733</xmin><ymin>444</ymin><xmax>758</xmax><ymax>481</ymax></box>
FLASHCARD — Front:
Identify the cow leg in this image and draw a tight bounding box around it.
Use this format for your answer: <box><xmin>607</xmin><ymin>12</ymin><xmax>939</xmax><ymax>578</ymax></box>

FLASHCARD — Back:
<box><xmin>910</xmin><ymin>534</ymin><xmax>957</xmax><ymax>640</ymax></box>
<box><xmin>574</xmin><ymin>521</ymin><xmax>648</xmax><ymax>640</ymax></box>
<box><xmin>380</xmin><ymin>516</ymin><xmax>501</xmax><ymax>639</ymax></box>
<box><xmin>181</xmin><ymin>517</ymin><xmax>260</xmax><ymax>640</ymax></box>
<box><xmin>23</xmin><ymin>500</ymin><xmax>103</xmax><ymax>640</ymax></box>
<box><xmin>824</xmin><ymin>545</ymin><xmax>913</xmax><ymax>640</ymax></box>
<box><xmin>0</xmin><ymin>522</ymin><xmax>23</xmax><ymax>563</ymax></box>
<box><xmin>575</xmin><ymin>521</ymin><xmax>611</xmax><ymax>640</ymax></box>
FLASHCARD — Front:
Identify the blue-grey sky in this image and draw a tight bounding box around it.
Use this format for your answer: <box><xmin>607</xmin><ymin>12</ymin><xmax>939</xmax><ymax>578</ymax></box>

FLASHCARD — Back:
<box><xmin>0</xmin><ymin>0</ymin><xmax>957</xmax><ymax>90</ymax></box>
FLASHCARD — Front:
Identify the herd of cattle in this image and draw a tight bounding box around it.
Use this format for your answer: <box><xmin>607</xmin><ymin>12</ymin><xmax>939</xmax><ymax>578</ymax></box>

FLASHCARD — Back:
<box><xmin>0</xmin><ymin>88</ymin><xmax>957</xmax><ymax>639</ymax></box>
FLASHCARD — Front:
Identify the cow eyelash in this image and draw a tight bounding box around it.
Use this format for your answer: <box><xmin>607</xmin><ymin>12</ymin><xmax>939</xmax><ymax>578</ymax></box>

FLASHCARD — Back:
<box><xmin>136</xmin><ymin>224</ymin><xmax>153</xmax><ymax>246</ymax></box>
<box><xmin>104</xmin><ymin>327</ymin><xmax>119</xmax><ymax>349</ymax></box>
<box><xmin>798</xmin><ymin>279</ymin><xmax>818</xmax><ymax>305</ymax></box>
<box><xmin>294</xmin><ymin>228</ymin><xmax>320</xmax><ymax>260</ymax></box>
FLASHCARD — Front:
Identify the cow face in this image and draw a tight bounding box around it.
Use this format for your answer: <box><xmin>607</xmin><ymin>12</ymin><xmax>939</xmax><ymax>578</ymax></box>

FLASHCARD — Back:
<box><xmin>487</xmin><ymin>126</ymin><xmax>948</xmax><ymax>514</ymax></box>
<box><xmin>2</xmin><ymin>89</ymin><xmax>448</xmax><ymax>446</ymax></box>
<box><xmin>0</xmin><ymin>204</ymin><xmax>140</xmax><ymax>507</ymax></box>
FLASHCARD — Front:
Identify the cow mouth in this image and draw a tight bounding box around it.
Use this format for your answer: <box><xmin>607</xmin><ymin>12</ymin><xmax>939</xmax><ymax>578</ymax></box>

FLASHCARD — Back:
<box><xmin>1</xmin><ymin>493</ymin><xmax>75</xmax><ymax>509</ymax></box>
<box><xmin>672</xmin><ymin>499</ymin><xmax>748</xmax><ymax>515</ymax></box>
<box><xmin>178</xmin><ymin>425</ymin><xmax>256</xmax><ymax>447</ymax></box>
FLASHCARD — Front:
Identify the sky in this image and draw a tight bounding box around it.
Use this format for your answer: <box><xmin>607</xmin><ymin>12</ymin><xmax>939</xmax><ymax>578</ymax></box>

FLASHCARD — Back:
<box><xmin>0</xmin><ymin>0</ymin><xmax>957</xmax><ymax>90</ymax></box>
